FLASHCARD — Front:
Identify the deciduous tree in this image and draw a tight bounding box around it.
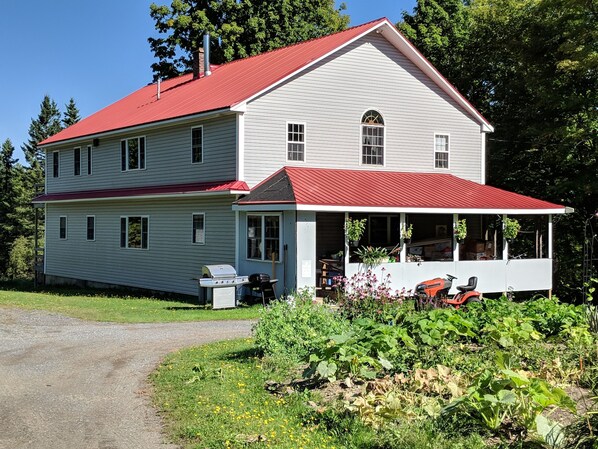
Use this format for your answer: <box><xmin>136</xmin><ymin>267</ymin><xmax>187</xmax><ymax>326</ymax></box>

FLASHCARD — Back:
<box><xmin>148</xmin><ymin>0</ymin><xmax>349</xmax><ymax>80</ymax></box>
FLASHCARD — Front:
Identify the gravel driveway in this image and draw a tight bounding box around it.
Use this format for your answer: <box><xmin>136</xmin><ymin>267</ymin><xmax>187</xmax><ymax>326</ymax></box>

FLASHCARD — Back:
<box><xmin>0</xmin><ymin>308</ymin><xmax>254</xmax><ymax>449</ymax></box>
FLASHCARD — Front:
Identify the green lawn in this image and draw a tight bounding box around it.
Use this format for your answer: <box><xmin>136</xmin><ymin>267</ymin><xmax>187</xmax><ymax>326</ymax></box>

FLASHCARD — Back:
<box><xmin>0</xmin><ymin>283</ymin><xmax>261</xmax><ymax>323</ymax></box>
<box><xmin>151</xmin><ymin>339</ymin><xmax>351</xmax><ymax>449</ymax></box>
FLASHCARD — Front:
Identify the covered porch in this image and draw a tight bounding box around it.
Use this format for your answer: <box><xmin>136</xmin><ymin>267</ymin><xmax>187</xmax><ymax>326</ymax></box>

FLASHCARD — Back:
<box><xmin>233</xmin><ymin>167</ymin><xmax>569</xmax><ymax>297</ymax></box>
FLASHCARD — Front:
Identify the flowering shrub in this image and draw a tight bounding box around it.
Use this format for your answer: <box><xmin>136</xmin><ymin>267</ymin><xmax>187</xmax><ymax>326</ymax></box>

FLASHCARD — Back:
<box><xmin>334</xmin><ymin>269</ymin><xmax>409</xmax><ymax>321</ymax></box>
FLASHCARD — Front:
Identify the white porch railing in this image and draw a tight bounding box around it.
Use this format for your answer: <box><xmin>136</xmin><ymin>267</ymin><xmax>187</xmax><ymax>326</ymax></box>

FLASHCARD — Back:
<box><xmin>344</xmin><ymin>259</ymin><xmax>552</xmax><ymax>294</ymax></box>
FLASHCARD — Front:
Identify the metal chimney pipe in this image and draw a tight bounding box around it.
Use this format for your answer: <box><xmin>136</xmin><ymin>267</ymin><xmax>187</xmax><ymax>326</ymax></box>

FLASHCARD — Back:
<box><xmin>157</xmin><ymin>77</ymin><xmax>161</xmax><ymax>100</ymax></box>
<box><xmin>203</xmin><ymin>33</ymin><xmax>211</xmax><ymax>76</ymax></box>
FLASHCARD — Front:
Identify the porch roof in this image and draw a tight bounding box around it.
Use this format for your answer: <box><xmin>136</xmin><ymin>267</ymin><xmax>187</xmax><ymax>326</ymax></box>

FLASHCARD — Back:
<box><xmin>233</xmin><ymin>167</ymin><xmax>568</xmax><ymax>215</ymax></box>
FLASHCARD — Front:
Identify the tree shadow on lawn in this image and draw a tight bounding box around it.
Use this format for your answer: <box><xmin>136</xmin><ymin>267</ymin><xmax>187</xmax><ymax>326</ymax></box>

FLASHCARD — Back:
<box><xmin>0</xmin><ymin>278</ymin><xmax>200</xmax><ymax>306</ymax></box>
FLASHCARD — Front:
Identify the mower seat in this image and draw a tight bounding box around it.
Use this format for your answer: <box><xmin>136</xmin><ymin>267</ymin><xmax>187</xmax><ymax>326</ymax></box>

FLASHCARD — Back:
<box><xmin>457</xmin><ymin>276</ymin><xmax>477</xmax><ymax>293</ymax></box>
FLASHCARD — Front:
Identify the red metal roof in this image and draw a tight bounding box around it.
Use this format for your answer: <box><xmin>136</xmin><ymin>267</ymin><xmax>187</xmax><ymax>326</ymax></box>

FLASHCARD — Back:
<box><xmin>33</xmin><ymin>180</ymin><xmax>249</xmax><ymax>203</ymax></box>
<box><xmin>41</xmin><ymin>19</ymin><xmax>386</xmax><ymax>146</ymax></box>
<box><xmin>41</xmin><ymin>17</ymin><xmax>492</xmax><ymax>146</ymax></box>
<box><xmin>236</xmin><ymin>167</ymin><xmax>566</xmax><ymax>212</ymax></box>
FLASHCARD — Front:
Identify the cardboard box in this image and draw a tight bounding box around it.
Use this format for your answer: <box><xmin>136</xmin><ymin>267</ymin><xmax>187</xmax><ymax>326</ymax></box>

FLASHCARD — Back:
<box><xmin>466</xmin><ymin>252</ymin><xmax>489</xmax><ymax>261</ymax></box>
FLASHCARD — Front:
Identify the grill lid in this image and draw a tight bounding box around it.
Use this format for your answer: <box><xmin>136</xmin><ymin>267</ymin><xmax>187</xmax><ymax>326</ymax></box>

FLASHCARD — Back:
<box><xmin>202</xmin><ymin>264</ymin><xmax>237</xmax><ymax>279</ymax></box>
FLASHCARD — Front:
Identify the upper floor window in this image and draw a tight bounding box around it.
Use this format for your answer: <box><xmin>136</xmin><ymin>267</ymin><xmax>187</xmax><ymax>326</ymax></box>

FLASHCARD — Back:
<box><xmin>361</xmin><ymin>110</ymin><xmax>384</xmax><ymax>165</ymax></box>
<box><xmin>191</xmin><ymin>126</ymin><xmax>203</xmax><ymax>163</ymax></box>
<box><xmin>52</xmin><ymin>151</ymin><xmax>59</xmax><ymax>178</ymax></box>
<box><xmin>121</xmin><ymin>136</ymin><xmax>145</xmax><ymax>171</ymax></box>
<box><xmin>435</xmin><ymin>134</ymin><xmax>449</xmax><ymax>169</ymax></box>
<box><xmin>120</xmin><ymin>216</ymin><xmax>149</xmax><ymax>249</ymax></box>
<box><xmin>192</xmin><ymin>213</ymin><xmax>205</xmax><ymax>244</ymax></box>
<box><xmin>287</xmin><ymin>123</ymin><xmax>305</xmax><ymax>161</ymax></box>
<box><xmin>59</xmin><ymin>216</ymin><xmax>67</xmax><ymax>239</ymax></box>
<box><xmin>87</xmin><ymin>145</ymin><xmax>93</xmax><ymax>175</ymax></box>
<box><xmin>247</xmin><ymin>214</ymin><xmax>281</xmax><ymax>261</ymax></box>
<box><xmin>74</xmin><ymin>147</ymin><xmax>81</xmax><ymax>176</ymax></box>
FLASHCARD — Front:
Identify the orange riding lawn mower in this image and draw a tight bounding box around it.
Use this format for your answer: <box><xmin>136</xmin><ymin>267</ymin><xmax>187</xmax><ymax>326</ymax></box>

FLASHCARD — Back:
<box><xmin>414</xmin><ymin>274</ymin><xmax>482</xmax><ymax>310</ymax></box>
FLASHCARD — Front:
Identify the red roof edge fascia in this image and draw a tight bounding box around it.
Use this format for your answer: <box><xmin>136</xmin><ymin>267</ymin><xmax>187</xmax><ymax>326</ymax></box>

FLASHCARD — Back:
<box><xmin>33</xmin><ymin>180</ymin><xmax>250</xmax><ymax>203</ymax></box>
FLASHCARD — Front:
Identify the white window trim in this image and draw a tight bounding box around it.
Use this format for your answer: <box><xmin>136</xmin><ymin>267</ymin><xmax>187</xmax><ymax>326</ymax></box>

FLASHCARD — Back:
<box><xmin>86</xmin><ymin>215</ymin><xmax>96</xmax><ymax>242</ymax></box>
<box><xmin>59</xmin><ymin>216</ymin><xmax>67</xmax><ymax>240</ymax></box>
<box><xmin>285</xmin><ymin>121</ymin><xmax>307</xmax><ymax>163</ymax></box>
<box><xmin>359</xmin><ymin>109</ymin><xmax>386</xmax><ymax>167</ymax></box>
<box><xmin>191</xmin><ymin>125</ymin><xmax>204</xmax><ymax>164</ymax></box>
<box><xmin>119</xmin><ymin>215</ymin><xmax>150</xmax><ymax>250</ymax></box>
<box><xmin>74</xmin><ymin>147</ymin><xmax>81</xmax><ymax>176</ymax></box>
<box><xmin>87</xmin><ymin>145</ymin><xmax>93</xmax><ymax>175</ymax></box>
<box><xmin>52</xmin><ymin>151</ymin><xmax>60</xmax><ymax>178</ymax></box>
<box><xmin>120</xmin><ymin>136</ymin><xmax>146</xmax><ymax>171</ymax></box>
<box><xmin>434</xmin><ymin>133</ymin><xmax>450</xmax><ymax>170</ymax></box>
<box><xmin>245</xmin><ymin>213</ymin><xmax>283</xmax><ymax>263</ymax></box>
<box><xmin>192</xmin><ymin>212</ymin><xmax>206</xmax><ymax>245</ymax></box>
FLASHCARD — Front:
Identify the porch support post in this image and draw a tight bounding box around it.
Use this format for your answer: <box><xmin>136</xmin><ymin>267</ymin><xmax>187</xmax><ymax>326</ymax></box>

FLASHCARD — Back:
<box><xmin>344</xmin><ymin>212</ymin><xmax>350</xmax><ymax>267</ymax></box>
<box><xmin>548</xmin><ymin>214</ymin><xmax>553</xmax><ymax>259</ymax></box>
<box><xmin>296</xmin><ymin>211</ymin><xmax>316</xmax><ymax>292</ymax></box>
<box><xmin>502</xmin><ymin>214</ymin><xmax>508</xmax><ymax>260</ymax></box>
<box><xmin>453</xmin><ymin>213</ymin><xmax>460</xmax><ymax>261</ymax></box>
<box><xmin>400</xmin><ymin>212</ymin><xmax>406</xmax><ymax>263</ymax></box>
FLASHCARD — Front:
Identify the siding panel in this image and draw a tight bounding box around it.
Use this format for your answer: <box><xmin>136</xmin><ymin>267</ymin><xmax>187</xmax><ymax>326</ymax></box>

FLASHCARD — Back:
<box><xmin>46</xmin><ymin>114</ymin><xmax>237</xmax><ymax>194</ymax></box>
<box><xmin>244</xmin><ymin>33</ymin><xmax>483</xmax><ymax>186</ymax></box>
<box><xmin>45</xmin><ymin>197</ymin><xmax>236</xmax><ymax>296</ymax></box>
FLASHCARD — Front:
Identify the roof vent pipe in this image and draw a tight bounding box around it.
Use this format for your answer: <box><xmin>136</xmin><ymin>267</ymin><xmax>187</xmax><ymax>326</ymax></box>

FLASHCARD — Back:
<box><xmin>203</xmin><ymin>33</ymin><xmax>211</xmax><ymax>76</ymax></box>
<box><xmin>157</xmin><ymin>77</ymin><xmax>161</xmax><ymax>100</ymax></box>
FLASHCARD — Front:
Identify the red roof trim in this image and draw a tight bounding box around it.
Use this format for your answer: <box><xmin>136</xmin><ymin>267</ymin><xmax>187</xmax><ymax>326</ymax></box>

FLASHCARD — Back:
<box><xmin>33</xmin><ymin>180</ymin><xmax>249</xmax><ymax>203</ymax></box>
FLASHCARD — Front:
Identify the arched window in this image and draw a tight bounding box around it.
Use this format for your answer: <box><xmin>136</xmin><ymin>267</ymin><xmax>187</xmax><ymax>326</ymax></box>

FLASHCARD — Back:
<box><xmin>361</xmin><ymin>110</ymin><xmax>384</xmax><ymax>165</ymax></box>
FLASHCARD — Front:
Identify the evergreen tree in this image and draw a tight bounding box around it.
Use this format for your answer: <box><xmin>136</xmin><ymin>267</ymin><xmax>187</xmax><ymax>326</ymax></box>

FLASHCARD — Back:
<box><xmin>148</xmin><ymin>0</ymin><xmax>349</xmax><ymax>80</ymax></box>
<box><xmin>21</xmin><ymin>95</ymin><xmax>62</xmax><ymax>180</ymax></box>
<box><xmin>62</xmin><ymin>97</ymin><xmax>81</xmax><ymax>128</ymax></box>
<box><xmin>0</xmin><ymin>139</ymin><xmax>18</xmax><ymax>276</ymax></box>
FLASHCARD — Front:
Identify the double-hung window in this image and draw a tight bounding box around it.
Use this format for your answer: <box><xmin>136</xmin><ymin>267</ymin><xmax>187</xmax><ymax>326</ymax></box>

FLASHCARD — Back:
<box><xmin>434</xmin><ymin>134</ymin><xmax>449</xmax><ymax>169</ymax></box>
<box><xmin>121</xmin><ymin>137</ymin><xmax>145</xmax><ymax>171</ymax></box>
<box><xmin>191</xmin><ymin>126</ymin><xmax>203</xmax><ymax>163</ymax></box>
<box><xmin>287</xmin><ymin>123</ymin><xmax>305</xmax><ymax>161</ymax></box>
<box><xmin>52</xmin><ymin>151</ymin><xmax>60</xmax><ymax>178</ymax></box>
<box><xmin>247</xmin><ymin>214</ymin><xmax>281</xmax><ymax>261</ymax></box>
<box><xmin>74</xmin><ymin>147</ymin><xmax>81</xmax><ymax>176</ymax></box>
<box><xmin>86</xmin><ymin>216</ymin><xmax>95</xmax><ymax>241</ymax></box>
<box><xmin>361</xmin><ymin>110</ymin><xmax>384</xmax><ymax>165</ymax></box>
<box><xmin>192</xmin><ymin>213</ymin><xmax>205</xmax><ymax>244</ymax></box>
<box><xmin>120</xmin><ymin>216</ymin><xmax>149</xmax><ymax>249</ymax></box>
<box><xmin>59</xmin><ymin>216</ymin><xmax>67</xmax><ymax>239</ymax></box>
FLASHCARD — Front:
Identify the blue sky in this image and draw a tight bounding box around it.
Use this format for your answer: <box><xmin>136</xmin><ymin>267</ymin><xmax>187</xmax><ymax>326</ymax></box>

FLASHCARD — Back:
<box><xmin>0</xmin><ymin>0</ymin><xmax>415</xmax><ymax>164</ymax></box>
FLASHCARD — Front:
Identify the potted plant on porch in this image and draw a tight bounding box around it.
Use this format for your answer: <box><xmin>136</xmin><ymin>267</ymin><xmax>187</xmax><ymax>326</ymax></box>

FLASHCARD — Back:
<box><xmin>503</xmin><ymin>217</ymin><xmax>521</xmax><ymax>242</ymax></box>
<box><xmin>345</xmin><ymin>218</ymin><xmax>367</xmax><ymax>246</ymax></box>
<box><xmin>355</xmin><ymin>246</ymin><xmax>389</xmax><ymax>266</ymax></box>
<box><xmin>401</xmin><ymin>223</ymin><xmax>413</xmax><ymax>244</ymax></box>
<box><xmin>454</xmin><ymin>219</ymin><xmax>467</xmax><ymax>244</ymax></box>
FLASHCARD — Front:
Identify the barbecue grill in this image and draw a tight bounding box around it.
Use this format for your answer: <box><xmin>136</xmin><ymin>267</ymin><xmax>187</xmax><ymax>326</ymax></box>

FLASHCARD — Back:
<box><xmin>247</xmin><ymin>273</ymin><xmax>278</xmax><ymax>305</ymax></box>
<box><xmin>199</xmin><ymin>264</ymin><xmax>248</xmax><ymax>309</ymax></box>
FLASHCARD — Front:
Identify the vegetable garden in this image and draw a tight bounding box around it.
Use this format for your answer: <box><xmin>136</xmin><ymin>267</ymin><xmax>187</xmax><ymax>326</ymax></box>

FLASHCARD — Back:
<box><xmin>153</xmin><ymin>273</ymin><xmax>598</xmax><ymax>448</ymax></box>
